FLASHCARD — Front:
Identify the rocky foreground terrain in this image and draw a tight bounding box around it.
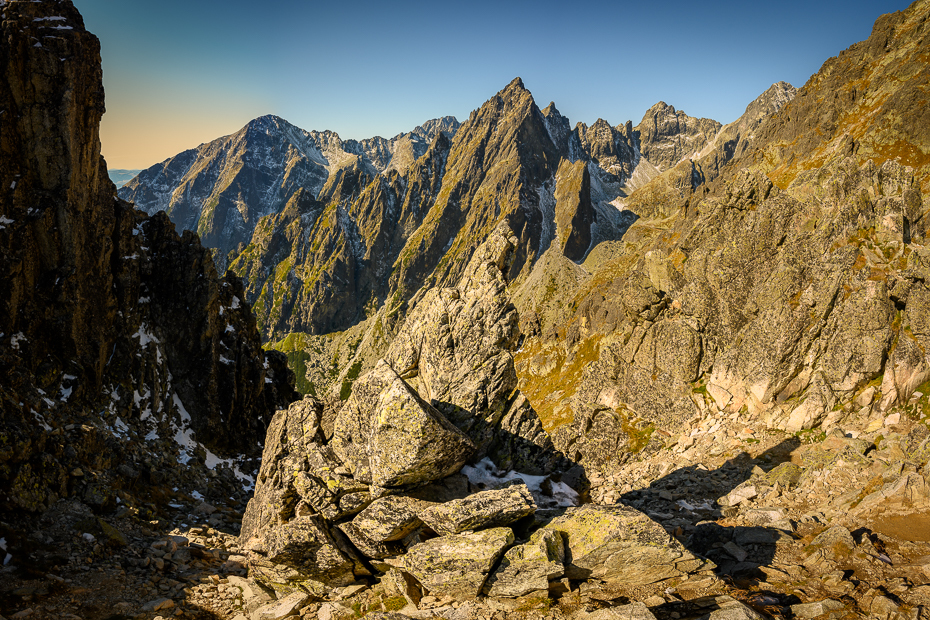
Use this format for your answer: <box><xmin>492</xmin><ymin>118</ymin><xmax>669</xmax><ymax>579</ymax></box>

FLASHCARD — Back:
<box><xmin>4</xmin><ymin>0</ymin><xmax>930</xmax><ymax>620</ymax></box>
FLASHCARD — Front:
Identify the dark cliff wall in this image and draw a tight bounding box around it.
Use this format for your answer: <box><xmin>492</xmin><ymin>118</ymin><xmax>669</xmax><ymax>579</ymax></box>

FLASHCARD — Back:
<box><xmin>0</xmin><ymin>0</ymin><xmax>296</xmax><ymax>514</ymax></box>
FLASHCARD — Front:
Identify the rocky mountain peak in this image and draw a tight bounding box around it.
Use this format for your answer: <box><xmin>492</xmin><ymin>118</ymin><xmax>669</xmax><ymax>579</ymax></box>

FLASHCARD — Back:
<box><xmin>503</xmin><ymin>76</ymin><xmax>526</xmax><ymax>92</ymax></box>
<box><xmin>743</xmin><ymin>81</ymin><xmax>798</xmax><ymax>122</ymax></box>
<box><xmin>635</xmin><ymin>101</ymin><xmax>722</xmax><ymax>171</ymax></box>
<box><xmin>409</xmin><ymin>115</ymin><xmax>460</xmax><ymax>141</ymax></box>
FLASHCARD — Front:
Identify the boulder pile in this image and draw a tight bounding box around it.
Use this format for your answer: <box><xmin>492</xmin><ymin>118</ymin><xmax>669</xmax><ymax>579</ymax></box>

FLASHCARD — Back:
<box><xmin>239</xmin><ymin>226</ymin><xmax>715</xmax><ymax>609</ymax></box>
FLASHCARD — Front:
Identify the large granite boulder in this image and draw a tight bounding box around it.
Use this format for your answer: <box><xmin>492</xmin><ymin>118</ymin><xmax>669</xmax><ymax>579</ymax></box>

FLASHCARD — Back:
<box><xmin>484</xmin><ymin>528</ymin><xmax>565</xmax><ymax>598</ymax></box>
<box><xmin>386</xmin><ymin>225</ymin><xmax>562</xmax><ymax>473</ymax></box>
<box><xmin>404</xmin><ymin>527</ymin><xmax>515</xmax><ymax>599</ymax></box>
<box><xmin>331</xmin><ymin>360</ymin><xmax>475</xmax><ymax>490</ymax></box>
<box><xmin>545</xmin><ymin>505</ymin><xmax>711</xmax><ymax>585</ymax></box>
<box><xmin>419</xmin><ymin>483</ymin><xmax>537</xmax><ymax>535</ymax></box>
<box><xmin>348</xmin><ymin>495</ymin><xmax>425</xmax><ymax>542</ymax></box>
<box><xmin>241</xmin><ymin>397</ymin><xmax>326</xmax><ymax>543</ymax></box>
<box><xmin>245</xmin><ymin>515</ymin><xmax>366</xmax><ymax>592</ymax></box>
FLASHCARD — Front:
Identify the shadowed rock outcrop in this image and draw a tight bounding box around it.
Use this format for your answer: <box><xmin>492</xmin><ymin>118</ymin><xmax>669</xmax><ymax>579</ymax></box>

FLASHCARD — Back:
<box><xmin>0</xmin><ymin>0</ymin><xmax>296</xmax><ymax>517</ymax></box>
<box><xmin>239</xmin><ymin>226</ymin><xmax>714</xmax><ymax>604</ymax></box>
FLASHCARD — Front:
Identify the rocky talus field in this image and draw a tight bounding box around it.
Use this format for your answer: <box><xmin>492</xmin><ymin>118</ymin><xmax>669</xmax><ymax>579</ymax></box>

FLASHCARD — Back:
<box><xmin>4</xmin><ymin>0</ymin><xmax>930</xmax><ymax>620</ymax></box>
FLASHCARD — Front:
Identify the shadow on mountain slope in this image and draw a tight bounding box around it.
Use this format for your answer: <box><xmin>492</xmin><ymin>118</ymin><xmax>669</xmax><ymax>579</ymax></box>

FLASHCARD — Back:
<box><xmin>618</xmin><ymin>438</ymin><xmax>802</xmax><ymax>589</ymax></box>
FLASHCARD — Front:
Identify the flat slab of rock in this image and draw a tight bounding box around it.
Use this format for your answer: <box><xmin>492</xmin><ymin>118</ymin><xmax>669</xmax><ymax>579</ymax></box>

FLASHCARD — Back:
<box><xmin>350</xmin><ymin>496</ymin><xmax>424</xmax><ymax>542</ymax></box>
<box><xmin>332</xmin><ymin>360</ymin><xmax>475</xmax><ymax>489</ymax></box>
<box><xmin>485</xmin><ymin>528</ymin><xmax>564</xmax><ymax>598</ymax></box>
<box><xmin>709</xmin><ymin>600</ymin><xmax>767</xmax><ymax>620</ymax></box>
<box><xmin>337</xmin><ymin>522</ymin><xmax>405</xmax><ymax>559</ymax></box>
<box><xmin>251</xmin><ymin>591</ymin><xmax>310</xmax><ymax>620</ymax></box>
<box><xmin>581</xmin><ymin>602</ymin><xmax>657</xmax><ymax>619</ymax></box>
<box><xmin>791</xmin><ymin>600</ymin><xmax>845</xmax><ymax>619</ymax></box>
<box><xmin>404</xmin><ymin>527</ymin><xmax>514</xmax><ymax>599</ymax></box>
<box><xmin>420</xmin><ymin>483</ymin><xmax>536</xmax><ymax>535</ymax></box>
<box><xmin>546</xmin><ymin>505</ymin><xmax>708</xmax><ymax>585</ymax></box>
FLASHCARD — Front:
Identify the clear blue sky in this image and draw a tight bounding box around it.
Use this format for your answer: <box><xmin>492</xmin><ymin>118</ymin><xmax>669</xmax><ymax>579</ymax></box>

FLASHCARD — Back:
<box><xmin>72</xmin><ymin>0</ymin><xmax>913</xmax><ymax>169</ymax></box>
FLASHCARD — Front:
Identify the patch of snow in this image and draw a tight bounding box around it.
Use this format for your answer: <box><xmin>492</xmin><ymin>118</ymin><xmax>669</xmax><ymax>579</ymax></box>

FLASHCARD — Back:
<box><xmin>535</xmin><ymin>182</ymin><xmax>556</xmax><ymax>255</ymax></box>
<box><xmin>230</xmin><ymin>296</ymin><xmax>241</xmax><ymax>309</ymax></box>
<box><xmin>145</xmin><ymin>429</ymin><xmax>159</xmax><ymax>441</ymax></box>
<box><xmin>33</xmin><ymin>42</ymin><xmax>42</xmax><ymax>48</ymax></box>
<box><xmin>170</xmin><ymin>392</ymin><xmax>255</xmax><ymax>490</ymax></box>
<box><xmin>60</xmin><ymin>385</ymin><xmax>72</xmax><ymax>401</ymax></box>
<box><xmin>224</xmin><ymin>323</ymin><xmax>235</xmax><ymax>334</ymax></box>
<box><xmin>114</xmin><ymin>417</ymin><xmax>129</xmax><ymax>435</ymax></box>
<box><xmin>9</xmin><ymin>182</ymin><xmax>16</xmax><ymax>190</ymax></box>
<box><xmin>123</xmin><ymin>254</ymin><xmax>139</xmax><ymax>260</ymax></box>
<box><xmin>63</xmin><ymin>374</ymin><xmax>76</xmax><ymax>381</ymax></box>
<box><xmin>132</xmin><ymin>323</ymin><xmax>159</xmax><ymax>346</ymax></box>
<box><xmin>34</xmin><ymin>410</ymin><xmax>52</xmax><ymax>431</ymax></box>
<box><xmin>219</xmin><ymin>355</ymin><xmax>233</xmax><ymax>365</ymax></box>
<box><xmin>0</xmin><ymin>537</ymin><xmax>9</xmax><ymax>566</ymax></box>
<box><xmin>33</xmin><ymin>16</ymin><xmax>67</xmax><ymax>21</ymax></box>
<box><xmin>50</xmin><ymin>25</ymin><xmax>73</xmax><ymax>30</ymax></box>
<box><xmin>461</xmin><ymin>457</ymin><xmax>578</xmax><ymax>508</ymax></box>
<box><xmin>676</xmin><ymin>499</ymin><xmax>715</xmax><ymax>513</ymax></box>
<box><xmin>168</xmin><ymin>503</ymin><xmax>184</xmax><ymax>509</ymax></box>
<box><xmin>139</xmin><ymin>296</ymin><xmax>150</xmax><ymax>303</ymax></box>
<box><xmin>191</xmin><ymin>490</ymin><xmax>203</xmax><ymax>501</ymax></box>
<box><xmin>82</xmin><ymin>533</ymin><xmax>95</xmax><ymax>543</ymax></box>
<box><xmin>10</xmin><ymin>332</ymin><xmax>25</xmax><ymax>350</ymax></box>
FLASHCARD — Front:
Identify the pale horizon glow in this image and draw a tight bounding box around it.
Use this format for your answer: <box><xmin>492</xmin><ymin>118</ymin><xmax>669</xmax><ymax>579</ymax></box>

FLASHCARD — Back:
<box><xmin>73</xmin><ymin>0</ymin><xmax>913</xmax><ymax>170</ymax></box>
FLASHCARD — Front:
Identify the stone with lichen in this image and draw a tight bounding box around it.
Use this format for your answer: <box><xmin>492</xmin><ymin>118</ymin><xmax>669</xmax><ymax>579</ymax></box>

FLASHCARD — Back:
<box><xmin>404</xmin><ymin>527</ymin><xmax>515</xmax><ymax>599</ymax></box>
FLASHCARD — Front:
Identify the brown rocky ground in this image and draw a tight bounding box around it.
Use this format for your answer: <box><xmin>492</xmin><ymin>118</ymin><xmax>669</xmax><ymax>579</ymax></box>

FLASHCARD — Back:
<box><xmin>3</xmin><ymin>406</ymin><xmax>929</xmax><ymax>620</ymax></box>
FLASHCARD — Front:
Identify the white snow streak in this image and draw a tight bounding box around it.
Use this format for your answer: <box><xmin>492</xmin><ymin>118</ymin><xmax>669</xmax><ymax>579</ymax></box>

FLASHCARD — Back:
<box><xmin>461</xmin><ymin>457</ymin><xmax>578</xmax><ymax>509</ymax></box>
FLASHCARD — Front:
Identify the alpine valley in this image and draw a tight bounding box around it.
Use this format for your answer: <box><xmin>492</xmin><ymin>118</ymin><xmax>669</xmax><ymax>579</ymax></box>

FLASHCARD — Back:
<box><xmin>3</xmin><ymin>1</ymin><xmax>930</xmax><ymax>620</ymax></box>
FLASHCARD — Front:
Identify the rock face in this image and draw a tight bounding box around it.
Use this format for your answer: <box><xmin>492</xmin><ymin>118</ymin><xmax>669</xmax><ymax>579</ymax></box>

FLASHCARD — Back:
<box><xmin>635</xmin><ymin>102</ymin><xmax>722</xmax><ymax>172</ymax></box>
<box><xmin>330</xmin><ymin>360</ymin><xmax>476</xmax><ymax>490</ymax></box>
<box><xmin>0</xmin><ymin>0</ymin><xmax>296</xmax><ymax>517</ymax></box>
<box><xmin>516</xmin><ymin>0</ymin><xmax>930</xmax><ymax>470</ymax></box>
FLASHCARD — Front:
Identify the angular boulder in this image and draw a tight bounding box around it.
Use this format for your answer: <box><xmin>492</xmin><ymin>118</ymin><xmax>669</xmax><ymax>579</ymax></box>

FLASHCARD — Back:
<box><xmin>386</xmin><ymin>225</ymin><xmax>561</xmax><ymax>472</ymax></box>
<box><xmin>349</xmin><ymin>496</ymin><xmax>424</xmax><ymax>542</ymax></box>
<box><xmin>420</xmin><ymin>483</ymin><xmax>537</xmax><ymax>535</ymax></box>
<box><xmin>331</xmin><ymin>360</ymin><xmax>475</xmax><ymax>489</ymax></box>
<box><xmin>546</xmin><ymin>505</ymin><xmax>709</xmax><ymax>585</ymax></box>
<box><xmin>404</xmin><ymin>527</ymin><xmax>515</xmax><ymax>599</ymax></box>
<box><xmin>246</xmin><ymin>515</ymin><xmax>364</xmax><ymax>591</ymax></box>
<box><xmin>337</xmin><ymin>522</ymin><xmax>405</xmax><ymax>559</ymax></box>
<box><xmin>241</xmin><ymin>397</ymin><xmax>326</xmax><ymax>543</ymax></box>
<box><xmin>484</xmin><ymin>528</ymin><xmax>565</xmax><ymax>598</ymax></box>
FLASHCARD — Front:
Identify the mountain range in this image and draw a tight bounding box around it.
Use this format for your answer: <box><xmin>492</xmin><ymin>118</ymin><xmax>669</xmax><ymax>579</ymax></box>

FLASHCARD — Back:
<box><xmin>4</xmin><ymin>0</ymin><xmax>930</xmax><ymax>617</ymax></box>
<box><xmin>120</xmin><ymin>77</ymin><xmax>799</xmax><ymax>399</ymax></box>
<box><xmin>118</xmin><ymin>0</ymin><xmax>930</xmax><ymax>463</ymax></box>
